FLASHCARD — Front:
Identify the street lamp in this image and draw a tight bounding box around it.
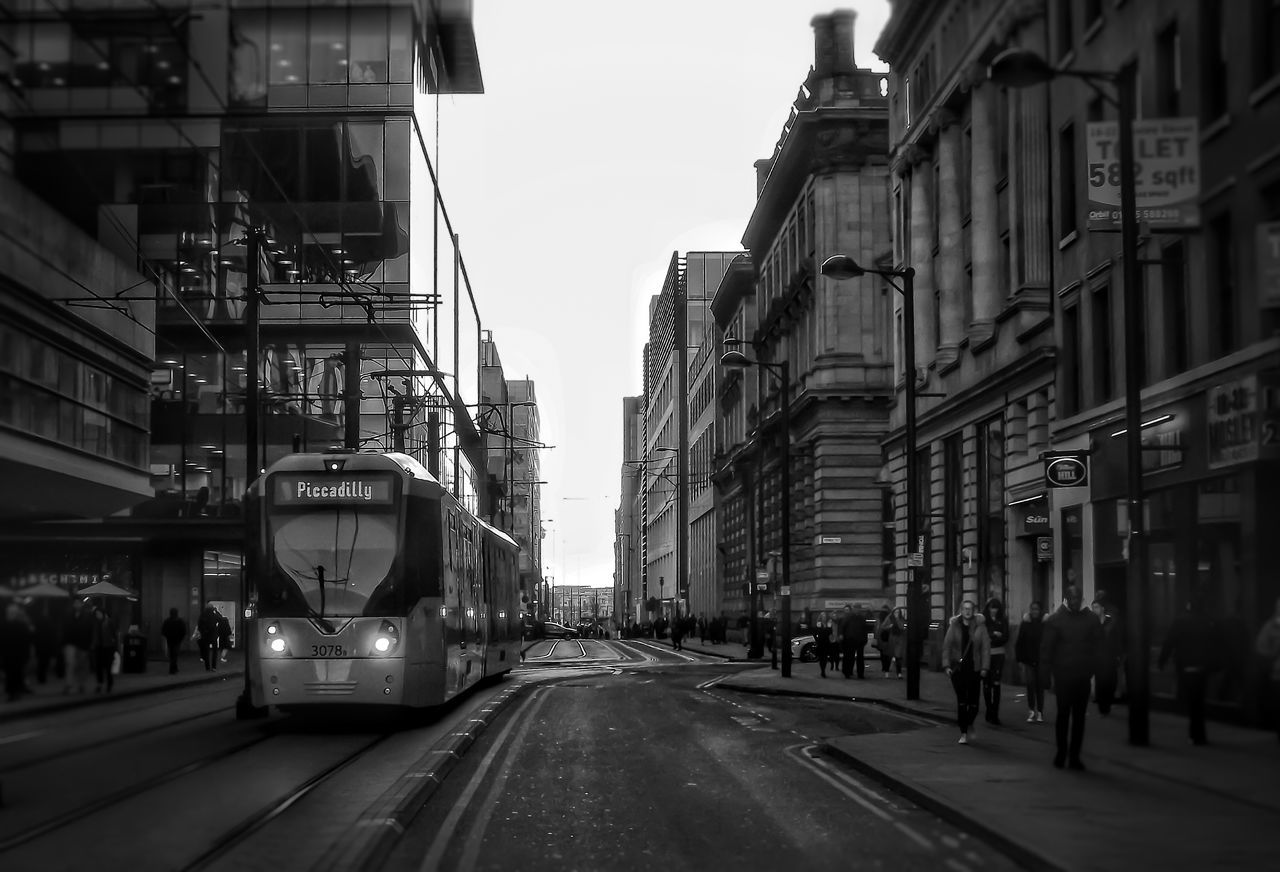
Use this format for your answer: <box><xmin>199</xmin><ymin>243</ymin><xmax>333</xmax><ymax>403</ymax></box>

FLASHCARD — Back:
<box><xmin>819</xmin><ymin>254</ymin><xmax>923</xmax><ymax>700</ymax></box>
<box><xmin>988</xmin><ymin>48</ymin><xmax>1150</xmax><ymax>747</ymax></box>
<box><xmin>720</xmin><ymin>349</ymin><xmax>792</xmax><ymax>678</ymax></box>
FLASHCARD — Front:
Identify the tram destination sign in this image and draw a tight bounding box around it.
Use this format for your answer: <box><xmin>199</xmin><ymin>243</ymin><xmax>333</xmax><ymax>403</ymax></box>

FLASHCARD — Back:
<box><xmin>1043</xmin><ymin>451</ymin><xmax>1090</xmax><ymax>489</ymax></box>
<box><xmin>272</xmin><ymin>474</ymin><xmax>394</xmax><ymax>506</ymax></box>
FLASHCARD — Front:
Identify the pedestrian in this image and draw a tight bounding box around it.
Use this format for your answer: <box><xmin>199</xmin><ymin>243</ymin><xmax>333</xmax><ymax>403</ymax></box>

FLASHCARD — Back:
<box><xmin>91</xmin><ymin>605</ymin><xmax>120</xmax><ymax>694</ymax></box>
<box><xmin>697</xmin><ymin>614</ymin><xmax>707</xmax><ymax>643</ymax></box>
<box><xmin>196</xmin><ymin>602</ymin><xmax>220</xmax><ymax>671</ymax></box>
<box><xmin>983</xmin><ymin>597</ymin><xmax>1010</xmax><ymax>726</ymax></box>
<box><xmin>839</xmin><ymin>605</ymin><xmax>869</xmax><ymax>679</ymax></box>
<box><xmin>1041</xmin><ymin>584</ymin><xmax>1102</xmax><ymax>771</ymax></box>
<box><xmin>1157</xmin><ymin>597</ymin><xmax>1219</xmax><ymax>746</ymax></box>
<box><xmin>813</xmin><ymin>612</ymin><xmax>833</xmax><ymax>678</ymax></box>
<box><xmin>217</xmin><ymin>609</ymin><xmax>233</xmax><ymax>663</ymax></box>
<box><xmin>2</xmin><ymin>602</ymin><xmax>35</xmax><ymax>702</ymax></box>
<box><xmin>1255</xmin><ymin>596</ymin><xmax>1280</xmax><ymax>743</ymax></box>
<box><xmin>1015</xmin><ymin>601</ymin><xmax>1047</xmax><ymax>723</ymax></box>
<box><xmin>61</xmin><ymin>598</ymin><xmax>95</xmax><ymax>695</ymax></box>
<box><xmin>670</xmin><ymin>615</ymin><xmax>685</xmax><ymax>651</ymax></box>
<box><xmin>873</xmin><ymin>604</ymin><xmax>892</xmax><ymax>677</ymax></box>
<box><xmin>161</xmin><ymin>607</ymin><xmax>187</xmax><ymax>674</ymax></box>
<box><xmin>1091</xmin><ymin>591</ymin><xmax>1123</xmax><ymax>715</ymax></box>
<box><xmin>883</xmin><ymin>606</ymin><xmax>907</xmax><ymax>679</ymax></box>
<box><xmin>31</xmin><ymin>607</ymin><xmax>57</xmax><ymax>685</ymax></box>
<box><xmin>942</xmin><ymin>599</ymin><xmax>990</xmax><ymax>745</ymax></box>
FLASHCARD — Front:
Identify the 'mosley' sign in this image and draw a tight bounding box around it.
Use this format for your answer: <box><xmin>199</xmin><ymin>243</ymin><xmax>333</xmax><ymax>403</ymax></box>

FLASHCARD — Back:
<box><xmin>1086</xmin><ymin>117</ymin><xmax>1200</xmax><ymax>230</ymax></box>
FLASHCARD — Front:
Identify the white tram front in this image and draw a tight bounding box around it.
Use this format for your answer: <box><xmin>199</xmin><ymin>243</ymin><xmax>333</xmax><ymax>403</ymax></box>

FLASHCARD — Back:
<box><xmin>245</xmin><ymin>450</ymin><xmax>522</xmax><ymax>711</ymax></box>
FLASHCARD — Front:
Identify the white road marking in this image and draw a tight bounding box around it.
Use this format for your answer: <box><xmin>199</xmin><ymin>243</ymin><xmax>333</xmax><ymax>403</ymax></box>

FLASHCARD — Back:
<box><xmin>946</xmin><ymin>859</ymin><xmax>972</xmax><ymax>872</ymax></box>
<box><xmin>895</xmin><ymin>821</ymin><xmax>933</xmax><ymax>851</ymax></box>
<box><xmin>0</xmin><ymin>730</ymin><xmax>43</xmax><ymax>746</ymax></box>
<box><xmin>419</xmin><ymin>689</ymin><xmax>550</xmax><ymax>871</ymax></box>
<box><xmin>629</xmin><ymin>639</ymin><xmax>702</xmax><ymax>662</ymax></box>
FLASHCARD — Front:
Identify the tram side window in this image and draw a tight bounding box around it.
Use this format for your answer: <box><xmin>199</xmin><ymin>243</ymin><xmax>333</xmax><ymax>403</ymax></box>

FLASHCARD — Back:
<box><xmin>404</xmin><ymin>496</ymin><xmax>443</xmax><ymax>600</ymax></box>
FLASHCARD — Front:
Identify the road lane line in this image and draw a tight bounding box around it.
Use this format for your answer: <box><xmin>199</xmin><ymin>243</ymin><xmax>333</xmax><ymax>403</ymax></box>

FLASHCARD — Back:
<box><xmin>785</xmin><ymin>745</ymin><xmax>893</xmax><ymax>822</ymax></box>
<box><xmin>418</xmin><ymin>689</ymin><xmax>549</xmax><ymax>872</ymax></box>
<box><xmin>895</xmin><ymin>821</ymin><xmax>933</xmax><ymax>850</ymax></box>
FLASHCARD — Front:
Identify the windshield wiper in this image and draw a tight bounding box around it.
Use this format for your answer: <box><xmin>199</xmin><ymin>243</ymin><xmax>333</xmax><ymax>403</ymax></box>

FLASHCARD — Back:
<box><xmin>311</xmin><ymin>564</ymin><xmax>336</xmax><ymax>634</ymax></box>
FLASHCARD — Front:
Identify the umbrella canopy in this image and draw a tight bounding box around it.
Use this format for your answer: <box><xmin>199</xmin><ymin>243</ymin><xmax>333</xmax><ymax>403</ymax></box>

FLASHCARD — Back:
<box><xmin>13</xmin><ymin>581</ymin><xmax>72</xmax><ymax>598</ymax></box>
<box><xmin>78</xmin><ymin>580</ymin><xmax>139</xmax><ymax>601</ymax></box>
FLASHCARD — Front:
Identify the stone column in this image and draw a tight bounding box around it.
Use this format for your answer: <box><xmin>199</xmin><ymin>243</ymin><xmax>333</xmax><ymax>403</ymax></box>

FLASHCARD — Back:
<box><xmin>934</xmin><ymin>109</ymin><xmax>964</xmax><ymax>366</ymax></box>
<box><xmin>907</xmin><ymin>144</ymin><xmax>936</xmax><ymax>372</ymax></box>
<box><xmin>969</xmin><ymin>81</ymin><xmax>1001</xmax><ymax>345</ymax></box>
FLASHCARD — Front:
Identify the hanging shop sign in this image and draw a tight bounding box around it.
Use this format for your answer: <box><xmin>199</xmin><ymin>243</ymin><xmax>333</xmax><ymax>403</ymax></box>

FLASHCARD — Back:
<box><xmin>1210</xmin><ymin>372</ymin><xmax>1280</xmax><ymax>468</ymax></box>
<box><xmin>1044</xmin><ymin>451</ymin><xmax>1090</xmax><ymax>488</ymax></box>
<box><xmin>1086</xmin><ymin>117</ymin><xmax>1200</xmax><ymax>230</ymax></box>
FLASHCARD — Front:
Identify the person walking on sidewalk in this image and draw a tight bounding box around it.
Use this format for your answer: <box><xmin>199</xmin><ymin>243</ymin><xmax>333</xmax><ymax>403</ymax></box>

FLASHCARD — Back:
<box><xmin>839</xmin><ymin>605</ymin><xmax>868</xmax><ymax>679</ymax></box>
<box><xmin>196</xmin><ymin>603</ymin><xmax>220</xmax><ymax>671</ymax></box>
<box><xmin>217</xmin><ymin>610</ymin><xmax>233</xmax><ymax>663</ymax></box>
<box><xmin>883</xmin><ymin>607</ymin><xmax>907</xmax><ymax>679</ymax></box>
<box><xmin>1255</xmin><ymin>596</ymin><xmax>1280</xmax><ymax>743</ymax></box>
<box><xmin>942</xmin><ymin>599</ymin><xmax>990</xmax><ymax>745</ymax></box>
<box><xmin>1041</xmin><ymin>584</ymin><xmax>1101</xmax><ymax>771</ymax></box>
<box><xmin>982</xmin><ymin>597</ymin><xmax>1010</xmax><ymax>726</ymax></box>
<box><xmin>161</xmin><ymin>608</ymin><xmax>187</xmax><ymax>674</ymax></box>
<box><xmin>1016</xmin><ymin>601</ymin><xmax>1047</xmax><ymax>723</ymax></box>
<box><xmin>1158</xmin><ymin>597</ymin><xmax>1219</xmax><ymax>746</ymax></box>
<box><xmin>813</xmin><ymin>612</ymin><xmax>833</xmax><ymax>678</ymax></box>
<box><xmin>2</xmin><ymin>602</ymin><xmax>35</xmax><ymax>702</ymax></box>
<box><xmin>1091</xmin><ymin>591</ymin><xmax>1124</xmax><ymax>715</ymax></box>
<box><xmin>90</xmin><ymin>605</ymin><xmax>120</xmax><ymax>694</ymax></box>
<box><xmin>61</xmin><ymin>599</ymin><xmax>95</xmax><ymax>695</ymax></box>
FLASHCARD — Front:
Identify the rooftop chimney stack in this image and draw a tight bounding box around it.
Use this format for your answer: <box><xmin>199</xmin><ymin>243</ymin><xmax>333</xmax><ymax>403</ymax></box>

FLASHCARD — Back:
<box><xmin>812</xmin><ymin>9</ymin><xmax>857</xmax><ymax>77</ymax></box>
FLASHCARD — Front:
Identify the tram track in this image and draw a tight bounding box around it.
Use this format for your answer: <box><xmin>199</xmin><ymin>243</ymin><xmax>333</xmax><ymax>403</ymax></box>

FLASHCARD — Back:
<box><xmin>0</xmin><ymin>728</ymin><xmax>279</xmax><ymax>853</ymax></box>
<box><xmin>180</xmin><ymin>732</ymin><xmax>395</xmax><ymax>872</ymax></box>
<box><xmin>0</xmin><ymin>704</ymin><xmax>230</xmax><ymax>775</ymax></box>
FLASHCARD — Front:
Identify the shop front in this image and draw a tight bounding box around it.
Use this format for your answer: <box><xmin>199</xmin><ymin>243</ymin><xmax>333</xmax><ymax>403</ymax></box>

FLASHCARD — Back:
<box><xmin>1087</xmin><ymin>374</ymin><xmax>1280</xmax><ymax>723</ymax></box>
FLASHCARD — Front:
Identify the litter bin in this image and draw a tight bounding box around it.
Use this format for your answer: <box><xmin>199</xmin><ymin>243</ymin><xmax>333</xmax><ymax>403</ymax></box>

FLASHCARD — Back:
<box><xmin>123</xmin><ymin>633</ymin><xmax>148</xmax><ymax>674</ymax></box>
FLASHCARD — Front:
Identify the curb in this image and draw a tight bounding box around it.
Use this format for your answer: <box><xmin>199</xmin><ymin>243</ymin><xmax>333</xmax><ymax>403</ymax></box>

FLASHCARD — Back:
<box><xmin>819</xmin><ymin>741</ymin><xmax>1068</xmax><ymax>872</ymax></box>
<box><xmin>312</xmin><ymin>679</ymin><xmax>531</xmax><ymax>872</ymax></box>
<box><xmin>2</xmin><ymin>670</ymin><xmax>245</xmax><ymax>723</ymax></box>
<box><xmin>715</xmin><ymin>680</ymin><xmax>956</xmax><ymax>727</ymax></box>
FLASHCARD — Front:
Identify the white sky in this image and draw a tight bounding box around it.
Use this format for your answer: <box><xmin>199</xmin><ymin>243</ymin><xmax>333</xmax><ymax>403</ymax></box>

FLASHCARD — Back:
<box><xmin>436</xmin><ymin>0</ymin><xmax>890</xmax><ymax>592</ymax></box>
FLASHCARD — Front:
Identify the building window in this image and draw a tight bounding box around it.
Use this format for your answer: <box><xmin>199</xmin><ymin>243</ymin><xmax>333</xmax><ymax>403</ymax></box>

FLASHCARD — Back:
<box><xmin>1156</xmin><ymin>21</ymin><xmax>1182</xmax><ymax>116</ymax></box>
<box><xmin>1058</xmin><ymin>122</ymin><xmax>1077</xmax><ymax>237</ymax></box>
<box><xmin>1092</xmin><ymin>282</ymin><xmax>1115</xmax><ymax>402</ymax></box>
<box><xmin>1254</xmin><ymin>0</ymin><xmax>1280</xmax><ymax>87</ymax></box>
<box><xmin>1061</xmin><ymin>302</ymin><xmax>1082</xmax><ymax>416</ymax></box>
<box><xmin>977</xmin><ymin>417</ymin><xmax>1006</xmax><ymax>602</ymax></box>
<box><xmin>943</xmin><ymin>433</ymin><xmax>963</xmax><ymax>615</ymax></box>
<box><xmin>1207</xmin><ymin>211</ymin><xmax>1239</xmax><ymax>356</ymax></box>
<box><xmin>997</xmin><ymin>88</ymin><xmax>1010</xmax><ymax>179</ymax></box>
<box><xmin>1056</xmin><ymin>0</ymin><xmax>1075</xmax><ymax>60</ymax></box>
<box><xmin>881</xmin><ymin>488</ymin><xmax>895</xmax><ymax>589</ymax></box>
<box><xmin>1201</xmin><ymin>0</ymin><xmax>1229</xmax><ymax>121</ymax></box>
<box><xmin>1163</xmin><ymin>240</ymin><xmax>1190</xmax><ymax>376</ymax></box>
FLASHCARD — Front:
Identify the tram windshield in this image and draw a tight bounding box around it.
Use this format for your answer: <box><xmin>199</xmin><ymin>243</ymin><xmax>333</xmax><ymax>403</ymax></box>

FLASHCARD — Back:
<box><xmin>263</xmin><ymin>471</ymin><xmax>401</xmax><ymax>618</ymax></box>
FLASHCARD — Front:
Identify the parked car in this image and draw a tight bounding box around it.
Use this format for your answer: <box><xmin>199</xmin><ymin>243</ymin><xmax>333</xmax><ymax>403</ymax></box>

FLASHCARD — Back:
<box><xmin>791</xmin><ymin>634</ymin><xmax>817</xmax><ymax>662</ymax></box>
<box><xmin>541</xmin><ymin>621</ymin><xmax>580</xmax><ymax>639</ymax></box>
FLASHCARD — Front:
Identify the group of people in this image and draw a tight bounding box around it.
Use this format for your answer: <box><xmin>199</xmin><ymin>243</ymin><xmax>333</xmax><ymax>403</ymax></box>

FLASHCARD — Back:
<box><xmin>808</xmin><ymin>604</ymin><xmax>909</xmax><ymax>680</ymax></box>
<box><xmin>0</xmin><ymin>598</ymin><xmax>124</xmax><ymax>700</ymax></box>
<box><xmin>942</xmin><ymin>586</ymin><xmax>1280</xmax><ymax>769</ymax></box>
<box><xmin>0</xmin><ymin>599</ymin><xmax>234</xmax><ymax>701</ymax></box>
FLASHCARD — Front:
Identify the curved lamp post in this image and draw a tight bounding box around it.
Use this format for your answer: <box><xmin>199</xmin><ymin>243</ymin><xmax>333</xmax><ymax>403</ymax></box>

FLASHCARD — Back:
<box><xmin>820</xmin><ymin>254</ymin><xmax>923</xmax><ymax>700</ymax></box>
<box><xmin>720</xmin><ymin>349</ymin><xmax>792</xmax><ymax>678</ymax></box>
<box><xmin>988</xmin><ymin>48</ymin><xmax>1149</xmax><ymax>747</ymax></box>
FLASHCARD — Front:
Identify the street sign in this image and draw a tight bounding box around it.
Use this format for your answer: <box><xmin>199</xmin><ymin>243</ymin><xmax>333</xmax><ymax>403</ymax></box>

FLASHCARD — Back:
<box><xmin>780</xmin><ymin>586</ymin><xmax>791</xmax><ymax>596</ymax></box>
<box><xmin>756</xmin><ymin>583</ymin><xmax>769</xmax><ymax>591</ymax></box>
<box><xmin>1044</xmin><ymin>451</ymin><xmax>1090</xmax><ymax>488</ymax></box>
<box><xmin>1036</xmin><ymin>536</ymin><xmax>1053</xmax><ymax>562</ymax></box>
<box><xmin>908</xmin><ymin>552</ymin><xmax>924</xmax><ymax>567</ymax></box>
<box><xmin>1086</xmin><ymin>117</ymin><xmax>1200</xmax><ymax>230</ymax></box>
<box><xmin>818</xmin><ymin>535</ymin><xmax>842</xmax><ymax>544</ymax></box>
<box><xmin>1260</xmin><ymin>222</ymin><xmax>1280</xmax><ymax>309</ymax></box>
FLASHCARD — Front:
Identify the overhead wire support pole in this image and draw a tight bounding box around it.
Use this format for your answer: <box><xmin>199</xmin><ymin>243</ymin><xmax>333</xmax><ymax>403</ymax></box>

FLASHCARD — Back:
<box><xmin>237</xmin><ymin>225</ymin><xmax>267</xmax><ymax>720</ymax></box>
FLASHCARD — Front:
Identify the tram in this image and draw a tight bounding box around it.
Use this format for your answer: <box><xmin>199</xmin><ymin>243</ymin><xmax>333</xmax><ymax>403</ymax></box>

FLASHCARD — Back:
<box><xmin>243</xmin><ymin>449</ymin><xmax>522</xmax><ymax>712</ymax></box>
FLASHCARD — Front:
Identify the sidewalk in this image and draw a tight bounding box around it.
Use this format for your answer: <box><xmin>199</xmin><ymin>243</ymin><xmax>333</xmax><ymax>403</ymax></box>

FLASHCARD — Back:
<box><xmin>1</xmin><ymin>650</ymin><xmax>244</xmax><ymax>724</ymax></box>
<box><xmin>676</xmin><ymin>635</ymin><xmax>1278</xmax><ymax>871</ymax></box>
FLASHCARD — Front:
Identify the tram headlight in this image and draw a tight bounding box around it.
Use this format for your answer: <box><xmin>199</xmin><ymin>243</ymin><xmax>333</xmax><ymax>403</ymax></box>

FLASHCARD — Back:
<box><xmin>269</xmin><ymin>637</ymin><xmax>287</xmax><ymax>653</ymax></box>
<box><xmin>266</xmin><ymin>623</ymin><xmax>279</xmax><ymax>635</ymax></box>
<box><xmin>372</xmin><ymin>619</ymin><xmax>399</xmax><ymax>655</ymax></box>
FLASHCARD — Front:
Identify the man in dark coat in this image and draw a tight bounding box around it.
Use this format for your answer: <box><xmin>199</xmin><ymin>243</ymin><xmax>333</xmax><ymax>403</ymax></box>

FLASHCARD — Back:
<box><xmin>839</xmin><ymin>605</ymin><xmax>869</xmax><ymax>679</ymax></box>
<box><xmin>1158</xmin><ymin>598</ymin><xmax>1218</xmax><ymax>746</ymax></box>
<box><xmin>2</xmin><ymin>602</ymin><xmax>35</xmax><ymax>701</ymax></box>
<box><xmin>1041</xmin><ymin>585</ymin><xmax>1102</xmax><ymax>770</ymax></box>
<box><xmin>161</xmin><ymin>608</ymin><xmax>187</xmax><ymax>674</ymax></box>
<box><xmin>196</xmin><ymin>603</ymin><xmax>220</xmax><ymax>671</ymax></box>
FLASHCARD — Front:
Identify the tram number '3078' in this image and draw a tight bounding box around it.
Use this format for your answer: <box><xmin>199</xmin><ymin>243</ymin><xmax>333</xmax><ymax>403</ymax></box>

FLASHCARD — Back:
<box><xmin>311</xmin><ymin>645</ymin><xmax>346</xmax><ymax>657</ymax></box>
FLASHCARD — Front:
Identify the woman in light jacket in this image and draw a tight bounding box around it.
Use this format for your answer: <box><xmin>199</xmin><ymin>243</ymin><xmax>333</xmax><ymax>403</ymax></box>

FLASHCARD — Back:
<box><xmin>942</xmin><ymin>600</ymin><xmax>991</xmax><ymax>745</ymax></box>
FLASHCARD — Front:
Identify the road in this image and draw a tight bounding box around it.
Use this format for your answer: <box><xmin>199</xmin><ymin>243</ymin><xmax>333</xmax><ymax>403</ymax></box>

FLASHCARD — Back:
<box><xmin>0</xmin><ymin>639</ymin><xmax>1020</xmax><ymax>871</ymax></box>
